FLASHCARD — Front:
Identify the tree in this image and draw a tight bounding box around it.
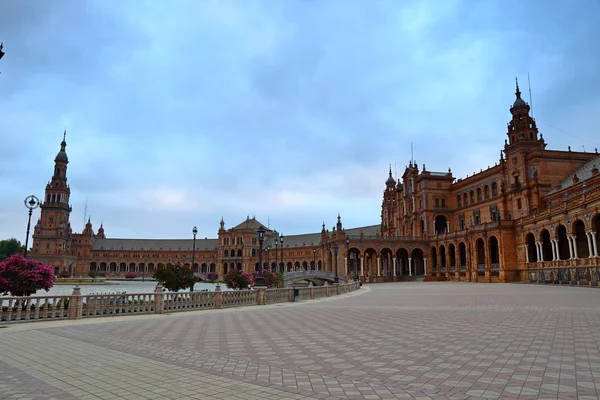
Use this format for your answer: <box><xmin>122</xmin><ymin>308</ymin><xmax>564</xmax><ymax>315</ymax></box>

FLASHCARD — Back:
<box><xmin>0</xmin><ymin>254</ymin><xmax>56</xmax><ymax>297</ymax></box>
<box><xmin>153</xmin><ymin>263</ymin><xmax>195</xmax><ymax>292</ymax></box>
<box><xmin>0</xmin><ymin>238</ymin><xmax>24</xmax><ymax>261</ymax></box>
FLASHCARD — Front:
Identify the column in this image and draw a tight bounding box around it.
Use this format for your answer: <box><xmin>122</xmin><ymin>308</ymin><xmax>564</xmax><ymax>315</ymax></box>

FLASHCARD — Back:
<box><xmin>551</xmin><ymin>240</ymin><xmax>558</xmax><ymax>261</ymax></box>
<box><xmin>392</xmin><ymin>258</ymin><xmax>397</xmax><ymax>276</ymax></box>
<box><xmin>423</xmin><ymin>258</ymin><xmax>427</xmax><ymax>275</ymax></box>
<box><xmin>591</xmin><ymin>231</ymin><xmax>598</xmax><ymax>257</ymax></box>
<box><xmin>568</xmin><ymin>236</ymin><xmax>575</xmax><ymax>259</ymax></box>
<box><xmin>446</xmin><ymin>221</ymin><xmax>450</xmax><ymax>233</ymax></box>
<box><xmin>360</xmin><ymin>257</ymin><xmax>364</xmax><ymax>276</ymax></box>
<box><xmin>535</xmin><ymin>242</ymin><xmax>541</xmax><ymax>262</ymax></box>
<box><xmin>377</xmin><ymin>257</ymin><xmax>381</xmax><ymax>276</ymax></box>
<box><xmin>586</xmin><ymin>232</ymin><xmax>594</xmax><ymax>258</ymax></box>
<box><xmin>525</xmin><ymin>245</ymin><xmax>530</xmax><ymax>263</ymax></box>
<box><xmin>408</xmin><ymin>258</ymin><xmax>413</xmax><ymax>276</ymax></box>
<box><xmin>571</xmin><ymin>236</ymin><xmax>579</xmax><ymax>259</ymax></box>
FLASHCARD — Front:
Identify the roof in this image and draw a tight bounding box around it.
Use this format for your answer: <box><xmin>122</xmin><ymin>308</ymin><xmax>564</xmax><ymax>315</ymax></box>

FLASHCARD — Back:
<box><xmin>271</xmin><ymin>224</ymin><xmax>380</xmax><ymax>248</ymax></box>
<box><xmin>91</xmin><ymin>238</ymin><xmax>218</xmax><ymax>251</ymax></box>
<box><xmin>548</xmin><ymin>155</ymin><xmax>600</xmax><ymax>194</ymax></box>
<box><xmin>231</xmin><ymin>217</ymin><xmax>270</xmax><ymax>231</ymax></box>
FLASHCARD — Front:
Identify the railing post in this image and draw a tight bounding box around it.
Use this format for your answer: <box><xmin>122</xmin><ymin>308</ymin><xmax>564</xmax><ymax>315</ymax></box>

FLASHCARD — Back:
<box><xmin>214</xmin><ymin>284</ymin><xmax>222</xmax><ymax>309</ymax></box>
<box><xmin>335</xmin><ymin>283</ymin><xmax>340</xmax><ymax>296</ymax></box>
<box><xmin>154</xmin><ymin>285</ymin><xmax>164</xmax><ymax>314</ymax></box>
<box><xmin>69</xmin><ymin>286</ymin><xmax>83</xmax><ymax>320</ymax></box>
<box><xmin>324</xmin><ymin>281</ymin><xmax>330</xmax><ymax>297</ymax></box>
<box><xmin>287</xmin><ymin>287</ymin><xmax>294</xmax><ymax>302</ymax></box>
<box><xmin>308</xmin><ymin>282</ymin><xmax>315</xmax><ymax>299</ymax></box>
<box><xmin>257</xmin><ymin>287</ymin><xmax>266</xmax><ymax>305</ymax></box>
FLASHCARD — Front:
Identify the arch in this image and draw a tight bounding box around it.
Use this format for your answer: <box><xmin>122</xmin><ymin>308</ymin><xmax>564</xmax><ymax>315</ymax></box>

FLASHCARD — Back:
<box><xmin>201</xmin><ymin>263</ymin><xmax>207</xmax><ymax>273</ymax></box>
<box><xmin>380</xmin><ymin>247</ymin><xmax>394</xmax><ymax>276</ymax></box>
<box><xmin>463</xmin><ymin>193</ymin><xmax>468</xmax><ymax>206</ymax></box>
<box><xmin>229</xmin><ymin>262</ymin><xmax>235</xmax><ymax>271</ymax></box>
<box><xmin>209</xmin><ymin>263</ymin><xmax>215</xmax><ymax>273</ymax></box>
<box><xmin>434</xmin><ymin>215</ymin><xmax>448</xmax><ymax>234</ymax></box>
<box><xmin>89</xmin><ymin>262</ymin><xmax>97</xmax><ymax>271</ymax></box>
<box><xmin>251</xmin><ymin>249</ymin><xmax>256</xmax><ymax>257</ymax></box>
<box><xmin>525</xmin><ymin>233</ymin><xmax>538</xmax><ymax>263</ymax></box>
<box><xmin>470</xmin><ymin>190</ymin><xmax>475</xmax><ymax>204</ymax></box>
<box><xmin>492</xmin><ymin>182</ymin><xmax>498</xmax><ymax>196</ymax></box>
<box><xmin>148</xmin><ymin>263</ymin><xmax>155</xmax><ymax>272</ymax></box>
<box><xmin>430</xmin><ymin>246</ymin><xmax>437</xmax><ymax>271</ymax></box>
<box><xmin>192</xmin><ymin>263</ymin><xmax>198</xmax><ymax>272</ymax></box>
<box><xmin>237</xmin><ymin>249</ymin><xmax>242</xmax><ymax>257</ymax></box>
<box><xmin>448</xmin><ymin>243</ymin><xmax>456</xmax><ymax>268</ymax></box>
<box><xmin>458</xmin><ymin>242</ymin><xmax>467</xmax><ymax>268</ymax></box>
<box><xmin>236</xmin><ymin>262</ymin><xmax>242</xmax><ymax>271</ymax></box>
<box><xmin>484</xmin><ymin>185</ymin><xmax>490</xmax><ymax>200</ymax></box>
<box><xmin>287</xmin><ymin>261</ymin><xmax>293</xmax><ymax>271</ymax></box>
<box><xmin>302</xmin><ymin>261</ymin><xmax>308</xmax><ymax>270</ymax></box>
<box><xmin>138</xmin><ymin>263</ymin><xmax>145</xmax><ymax>273</ymax></box>
<box><xmin>476</xmin><ymin>238</ymin><xmax>485</xmax><ymax>268</ymax></box>
<box><xmin>363</xmin><ymin>247</ymin><xmax>377</xmax><ymax>277</ymax></box>
<box><xmin>457</xmin><ymin>195</ymin><xmax>462</xmax><ymax>208</ymax></box>
<box><xmin>411</xmin><ymin>248</ymin><xmax>425</xmax><ymax>275</ymax></box>
<box><xmin>348</xmin><ymin>247</ymin><xmax>360</xmax><ymax>275</ymax></box>
<box><xmin>439</xmin><ymin>245</ymin><xmax>447</xmax><ymax>269</ymax></box>
<box><xmin>420</xmin><ymin>219</ymin><xmax>425</xmax><ymax>235</ymax></box>
<box><xmin>476</xmin><ymin>187</ymin><xmax>482</xmax><ymax>202</ymax></box>
<box><xmin>540</xmin><ymin>229</ymin><xmax>552</xmax><ymax>261</ymax></box>
<box><xmin>157</xmin><ymin>263</ymin><xmax>165</xmax><ymax>270</ymax></box>
<box><xmin>129</xmin><ymin>262</ymin><xmax>136</xmax><ymax>272</ymax></box>
<box><xmin>489</xmin><ymin>236</ymin><xmax>499</xmax><ymax>266</ymax></box>
<box><xmin>573</xmin><ymin>219</ymin><xmax>589</xmax><ymax>258</ymax></box>
<box><xmin>396</xmin><ymin>248</ymin><xmax>410</xmax><ymax>275</ymax></box>
<box><xmin>224</xmin><ymin>249</ymin><xmax>229</xmax><ymax>257</ymax></box>
<box><xmin>109</xmin><ymin>262</ymin><xmax>117</xmax><ymax>271</ymax></box>
<box><xmin>556</xmin><ymin>225</ymin><xmax>569</xmax><ymax>260</ymax></box>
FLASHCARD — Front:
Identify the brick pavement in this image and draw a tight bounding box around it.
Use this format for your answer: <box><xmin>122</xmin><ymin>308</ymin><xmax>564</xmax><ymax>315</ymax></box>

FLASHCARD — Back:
<box><xmin>1</xmin><ymin>282</ymin><xmax>599</xmax><ymax>399</ymax></box>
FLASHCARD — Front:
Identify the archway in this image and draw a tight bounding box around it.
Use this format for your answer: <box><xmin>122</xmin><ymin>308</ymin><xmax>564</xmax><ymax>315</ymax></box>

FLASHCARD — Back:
<box><xmin>363</xmin><ymin>248</ymin><xmax>377</xmax><ymax>277</ymax></box>
<box><xmin>476</xmin><ymin>238</ymin><xmax>485</xmax><ymax>269</ymax></box>
<box><xmin>573</xmin><ymin>220</ymin><xmax>589</xmax><ymax>258</ymax></box>
<box><xmin>209</xmin><ymin>263</ymin><xmax>216</xmax><ymax>273</ymax></box>
<box><xmin>411</xmin><ymin>248</ymin><xmax>425</xmax><ymax>275</ymax></box>
<box><xmin>525</xmin><ymin>233</ymin><xmax>537</xmax><ymax>262</ymax></box>
<box><xmin>202</xmin><ymin>263</ymin><xmax>209</xmax><ymax>273</ymax></box>
<box><xmin>435</xmin><ymin>215</ymin><xmax>448</xmax><ymax>234</ymax></box>
<box><xmin>396</xmin><ymin>248</ymin><xmax>409</xmax><ymax>275</ymax></box>
<box><xmin>489</xmin><ymin>236</ymin><xmax>499</xmax><ymax>267</ymax></box>
<box><xmin>556</xmin><ymin>225</ymin><xmax>569</xmax><ymax>260</ymax></box>
<box><xmin>439</xmin><ymin>245</ymin><xmax>447</xmax><ymax>270</ymax></box>
<box><xmin>448</xmin><ymin>244</ymin><xmax>456</xmax><ymax>269</ymax></box>
<box><xmin>89</xmin><ymin>262</ymin><xmax>97</xmax><ymax>271</ymax></box>
<box><xmin>380</xmin><ymin>248</ymin><xmax>394</xmax><ymax>276</ymax></box>
<box><xmin>540</xmin><ymin>229</ymin><xmax>552</xmax><ymax>261</ymax></box>
<box><xmin>348</xmin><ymin>247</ymin><xmax>360</xmax><ymax>276</ymax></box>
<box><xmin>430</xmin><ymin>246</ymin><xmax>438</xmax><ymax>272</ymax></box>
<box><xmin>458</xmin><ymin>242</ymin><xmax>467</xmax><ymax>269</ymax></box>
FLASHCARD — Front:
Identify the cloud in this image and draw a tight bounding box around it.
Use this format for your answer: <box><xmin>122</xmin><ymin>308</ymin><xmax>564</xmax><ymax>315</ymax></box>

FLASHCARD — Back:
<box><xmin>1</xmin><ymin>0</ymin><xmax>599</xmax><ymax>242</ymax></box>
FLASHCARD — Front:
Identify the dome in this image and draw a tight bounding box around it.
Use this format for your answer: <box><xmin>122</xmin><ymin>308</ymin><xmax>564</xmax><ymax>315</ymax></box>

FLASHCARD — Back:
<box><xmin>386</xmin><ymin>174</ymin><xmax>396</xmax><ymax>186</ymax></box>
<box><xmin>512</xmin><ymin>97</ymin><xmax>527</xmax><ymax>108</ymax></box>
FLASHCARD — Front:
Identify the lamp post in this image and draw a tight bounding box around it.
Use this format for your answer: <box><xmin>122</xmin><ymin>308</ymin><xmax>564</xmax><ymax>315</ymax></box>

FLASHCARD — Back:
<box><xmin>274</xmin><ymin>238</ymin><xmax>279</xmax><ymax>271</ymax></box>
<box><xmin>266</xmin><ymin>246</ymin><xmax>270</xmax><ymax>270</ymax></box>
<box><xmin>255</xmin><ymin>229</ymin><xmax>266</xmax><ymax>286</ymax></box>
<box><xmin>192</xmin><ymin>226</ymin><xmax>198</xmax><ymax>273</ymax></box>
<box><xmin>345</xmin><ymin>237</ymin><xmax>350</xmax><ymax>278</ymax></box>
<box><xmin>313</xmin><ymin>248</ymin><xmax>316</xmax><ymax>270</ymax></box>
<box><xmin>280</xmin><ymin>234</ymin><xmax>285</xmax><ymax>273</ymax></box>
<box><xmin>333</xmin><ymin>243</ymin><xmax>339</xmax><ymax>283</ymax></box>
<box><xmin>23</xmin><ymin>195</ymin><xmax>40</xmax><ymax>258</ymax></box>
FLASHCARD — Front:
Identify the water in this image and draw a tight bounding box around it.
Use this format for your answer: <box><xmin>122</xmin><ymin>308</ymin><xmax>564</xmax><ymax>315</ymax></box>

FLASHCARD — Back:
<box><xmin>5</xmin><ymin>281</ymin><xmax>229</xmax><ymax>298</ymax></box>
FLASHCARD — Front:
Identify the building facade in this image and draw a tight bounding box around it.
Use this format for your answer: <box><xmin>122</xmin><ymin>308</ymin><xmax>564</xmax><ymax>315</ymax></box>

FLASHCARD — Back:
<box><xmin>31</xmin><ymin>83</ymin><xmax>600</xmax><ymax>283</ymax></box>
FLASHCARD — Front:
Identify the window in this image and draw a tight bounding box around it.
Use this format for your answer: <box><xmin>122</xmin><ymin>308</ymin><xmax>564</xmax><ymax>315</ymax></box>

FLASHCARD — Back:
<box><xmin>251</xmin><ymin>249</ymin><xmax>256</xmax><ymax>257</ymax></box>
<box><xmin>457</xmin><ymin>195</ymin><xmax>462</xmax><ymax>208</ymax></box>
<box><xmin>477</xmin><ymin>188</ymin><xmax>482</xmax><ymax>202</ymax></box>
<box><xmin>484</xmin><ymin>185</ymin><xmax>490</xmax><ymax>199</ymax></box>
<box><xmin>470</xmin><ymin>191</ymin><xmax>475</xmax><ymax>204</ymax></box>
<box><xmin>492</xmin><ymin>182</ymin><xmax>498</xmax><ymax>196</ymax></box>
<box><xmin>517</xmin><ymin>198</ymin><xmax>522</xmax><ymax>210</ymax></box>
<box><xmin>474</xmin><ymin>210</ymin><xmax>481</xmax><ymax>225</ymax></box>
<box><xmin>459</xmin><ymin>214</ymin><xmax>465</xmax><ymax>230</ymax></box>
<box><xmin>435</xmin><ymin>198</ymin><xmax>440</xmax><ymax>208</ymax></box>
<box><xmin>463</xmin><ymin>193</ymin><xmax>468</xmax><ymax>206</ymax></box>
<box><xmin>441</xmin><ymin>198</ymin><xmax>446</xmax><ymax>208</ymax></box>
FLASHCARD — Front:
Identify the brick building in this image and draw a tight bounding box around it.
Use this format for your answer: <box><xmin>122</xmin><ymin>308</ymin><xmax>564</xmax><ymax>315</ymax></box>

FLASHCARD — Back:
<box><xmin>31</xmin><ymin>82</ymin><xmax>600</xmax><ymax>282</ymax></box>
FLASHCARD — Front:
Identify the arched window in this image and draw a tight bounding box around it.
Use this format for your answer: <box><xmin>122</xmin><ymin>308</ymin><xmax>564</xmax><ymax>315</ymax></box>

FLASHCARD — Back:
<box><xmin>457</xmin><ymin>195</ymin><xmax>462</xmax><ymax>208</ymax></box>
<box><xmin>237</xmin><ymin>249</ymin><xmax>242</xmax><ymax>257</ymax></box>
<box><xmin>252</xmin><ymin>249</ymin><xmax>256</xmax><ymax>257</ymax></box>
<box><xmin>470</xmin><ymin>190</ymin><xmax>475</xmax><ymax>204</ymax></box>
<box><xmin>463</xmin><ymin>193</ymin><xmax>467</xmax><ymax>206</ymax></box>
<box><xmin>476</xmin><ymin>188</ymin><xmax>482</xmax><ymax>202</ymax></box>
<box><xmin>224</xmin><ymin>249</ymin><xmax>229</xmax><ymax>257</ymax></box>
<box><xmin>484</xmin><ymin>185</ymin><xmax>490</xmax><ymax>199</ymax></box>
<box><xmin>492</xmin><ymin>182</ymin><xmax>498</xmax><ymax>196</ymax></box>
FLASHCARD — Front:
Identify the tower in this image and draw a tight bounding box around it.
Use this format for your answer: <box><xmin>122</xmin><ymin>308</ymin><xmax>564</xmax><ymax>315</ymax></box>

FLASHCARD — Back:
<box><xmin>506</xmin><ymin>78</ymin><xmax>544</xmax><ymax>147</ymax></box>
<box><xmin>31</xmin><ymin>132</ymin><xmax>75</xmax><ymax>274</ymax></box>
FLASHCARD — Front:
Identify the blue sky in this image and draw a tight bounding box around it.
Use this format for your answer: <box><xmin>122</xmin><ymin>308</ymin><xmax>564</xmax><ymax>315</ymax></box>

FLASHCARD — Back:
<box><xmin>1</xmin><ymin>0</ymin><xmax>599</xmax><ymax>242</ymax></box>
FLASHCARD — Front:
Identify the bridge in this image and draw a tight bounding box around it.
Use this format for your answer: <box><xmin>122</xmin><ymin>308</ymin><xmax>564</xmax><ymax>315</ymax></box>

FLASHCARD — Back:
<box><xmin>283</xmin><ymin>270</ymin><xmax>344</xmax><ymax>287</ymax></box>
<box><xmin>193</xmin><ymin>273</ymin><xmax>207</xmax><ymax>281</ymax></box>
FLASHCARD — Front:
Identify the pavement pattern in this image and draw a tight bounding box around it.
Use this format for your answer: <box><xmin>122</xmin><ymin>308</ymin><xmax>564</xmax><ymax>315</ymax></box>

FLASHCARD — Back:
<box><xmin>1</xmin><ymin>282</ymin><xmax>599</xmax><ymax>400</ymax></box>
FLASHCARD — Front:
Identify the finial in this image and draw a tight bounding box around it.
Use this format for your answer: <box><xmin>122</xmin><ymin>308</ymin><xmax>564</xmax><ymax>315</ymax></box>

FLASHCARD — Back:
<box><xmin>63</xmin><ymin>129</ymin><xmax>66</xmax><ymax>142</ymax></box>
<box><xmin>595</xmin><ymin>148</ymin><xmax>598</xmax><ymax>154</ymax></box>
<box><xmin>0</xmin><ymin>43</ymin><xmax>3</xmax><ymax>51</ymax></box>
<box><xmin>337</xmin><ymin>213</ymin><xmax>341</xmax><ymax>222</ymax></box>
<box><xmin>568</xmin><ymin>146</ymin><xmax>571</xmax><ymax>151</ymax></box>
<box><xmin>448</xmin><ymin>167</ymin><xmax>451</xmax><ymax>173</ymax></box>
<box><xmin>389</xmin><ymin>164</ymin><xmax>392</xmax><ymax>176</ymax></box>
<box><xmin>515</xmin><ymin>76</ymin><xmax>521</xmax><ymax>98</ymax></box>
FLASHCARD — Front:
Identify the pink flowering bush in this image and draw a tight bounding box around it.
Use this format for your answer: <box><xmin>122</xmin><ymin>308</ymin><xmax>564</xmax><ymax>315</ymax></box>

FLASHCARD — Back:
<box><xmin>0</xmin><ymin>254</ymin><xmax>56</xmax><ymax>297</ymax></box>
<box><xmin>222</xmin><ymin>269</ymin><xmax>252</xmax><ymax>290</ymax></box>
<box><xmin>124</xmin><ymin>272</ymin><xmax>138</xmax><ymax>279</ymax></box>
<box><xmin>206</xmin><ymin>272</ymin><xmax>218</xmax><ymax>282</ymax></box>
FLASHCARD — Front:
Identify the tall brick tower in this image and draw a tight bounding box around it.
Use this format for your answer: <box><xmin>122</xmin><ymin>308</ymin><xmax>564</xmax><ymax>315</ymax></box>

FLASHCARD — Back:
<box><xmin>31</xmin><ymin>131</ymin><xmax>76</xmax><ymax>275</ymax></box>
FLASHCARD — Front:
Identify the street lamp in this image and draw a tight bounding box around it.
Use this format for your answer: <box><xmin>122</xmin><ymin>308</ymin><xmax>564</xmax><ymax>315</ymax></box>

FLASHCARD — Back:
<box><xmin>345</xmin><ymin>237</ymin><xmax>350</xmax><ymax>277</ymax></box>
<box><xmin>313</xmin><ymin>248</ymin><xmax>316</xmax><ymax>270</ymax></box>
<box><xmin>333</xmin><ymin>243</ymin><xmax>339</xmax><ymax>283</ymax></box>
<box><xmin>255</xmin><ymin>229</ymin><xmax>266</xmax><ymax>286</ymax></box>
<box><xmin>23</xmin><ymin>195</ymin><xmax>40</xmax><ymax>258</ymax></box>
<box><xmin>192</xmin><ymin>226</ymin><xmax>198</xmax><ymax>273</ymax></box>
<box><xmin>280</xmin><ymin>234</ymin><xmax>284</xmax><ymax>273</ymax></box>
<box><xmin>274</xmin><ymin>238</ymin><xmax>279</xmax><ymax>271</ymax></box>
<box><xmin>266</xmin><ymin>245</ymin><xmax>270</xmax><ymax>270</ymax></box>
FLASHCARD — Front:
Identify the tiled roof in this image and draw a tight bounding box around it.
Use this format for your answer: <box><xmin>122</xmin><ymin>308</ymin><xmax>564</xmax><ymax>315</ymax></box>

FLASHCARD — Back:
<box><xmin>548</xmin><ymin>155</ymin><xmax>600</xmax><ymax>194</ymax></box>
<box><xmin>269</xmin><ymin>224</ymin><xmax>380</xmax><ymax>248</ymax></box>
<box><xmin>91</xmin><ymin>238</ymin><xmax>218</xmax><ymax>251</ymax></box>
<box><xmin>231</xmin><ymin>217</ymin><xmax>271</xmax><ymax>231</ymax></box>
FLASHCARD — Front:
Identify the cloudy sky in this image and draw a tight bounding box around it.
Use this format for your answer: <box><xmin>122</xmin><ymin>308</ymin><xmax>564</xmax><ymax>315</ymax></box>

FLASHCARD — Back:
<box><xmin>1</xmin><ymin>0</ymin><xmax>599</xmax><ymax>242</ymax></box>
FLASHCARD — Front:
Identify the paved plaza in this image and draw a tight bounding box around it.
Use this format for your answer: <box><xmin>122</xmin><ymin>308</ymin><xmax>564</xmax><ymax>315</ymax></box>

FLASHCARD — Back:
<box><xmin>1</xmin><ymin>283</ymin><xmax>599</xmax><ymax>400</ymax></box>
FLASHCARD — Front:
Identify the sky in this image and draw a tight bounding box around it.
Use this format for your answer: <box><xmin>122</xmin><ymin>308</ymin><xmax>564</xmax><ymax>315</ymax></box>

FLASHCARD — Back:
<box><xmin>1</xmin><ymin>0</ymin><xmax>600</xmax><ymax>242</ymax></box>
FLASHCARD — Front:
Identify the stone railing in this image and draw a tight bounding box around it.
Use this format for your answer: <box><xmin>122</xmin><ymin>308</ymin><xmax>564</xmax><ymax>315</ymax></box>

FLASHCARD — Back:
<box><xmin>526</xmin><ymin>266</ymin><xmax>600</xmax><ymax>286</ymax></box>
<box><xmin>0</xmin><ymin>282</ymin><xmax>360</xmax><ymax>324</ymax></box>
